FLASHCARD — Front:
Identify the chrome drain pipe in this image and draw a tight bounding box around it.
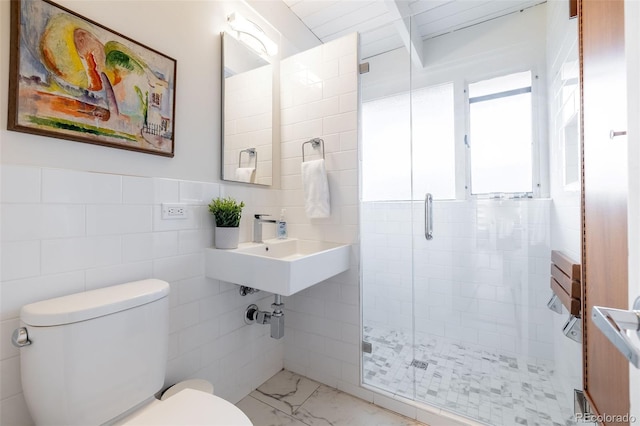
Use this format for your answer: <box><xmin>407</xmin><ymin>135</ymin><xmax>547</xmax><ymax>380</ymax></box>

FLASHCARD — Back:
<box><xmin>244</xmin><ymin>294</ymin><xmax>284</xmax><ymax>339</ymax></box>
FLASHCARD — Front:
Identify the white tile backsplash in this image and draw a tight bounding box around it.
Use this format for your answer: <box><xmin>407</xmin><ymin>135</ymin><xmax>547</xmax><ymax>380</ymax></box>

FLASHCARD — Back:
<box><xmin>0</xmin><ymin>271</ymin><xmax>85</xmax><ymax>321</ymax></box>
<box><xmin>121</xmin><ymin>233</ymin><xmax>156</xmax><ymax>262</ymax></box>
<box><xmin>1</xmin><ymin>205</ymin><xmax>43</xmax><ymax>241</ymax></box>
<box><xmin>280</xmin><ymin>33</ymin><xmax>361</xmax><ymax>393</ymax></box>
<box><xmin>86</xmin><ymin>205</ymin><xmax>152</xmax><ymax>236</ymax></box>
<box><xmin>0</xmin><ymin>356</ymin><xmax>22</xmax><ymax>399</ymax></box>
<box><xmin>41</xmin><ymin>236</ymin><xmax>122</xmax><ymax>274</ymax></box>
<box><xmin>42</xmin><ymin>168</ymin><xmax>122</xmax><ymax>204</ymax></box>
<box><xmin>178</xmin><ymin>228</ymin><xmax>214</xmax><ymax>254</ymax></box>
<box><xmin>323</xmin><ymin>72</ymin><xmax>358</xmax><ymax>99</ymax></box>
<box><xmin>84</xmin><ymin>261</ymin><xmax>153</xmax><ymax>291</ymax></box>
<box><xmin>0</xmin><ymin>319</ymin><xmax>20</xmax><ymax>361</ymax></box>
<box><xmin>1</xmin><ymin>165</ymin><xmax>41</xmax><ymax>203</ymax></box>
<box><xmin>0</xmin><ymin>165</ymin><xmax>281</xmax><ymax>424</ymax></box>
<box><xmin>152</xmin><ymin>253</ymin><xmax>204</xmax><ymax>283</ymax></box>
<box><xmin>40</xmin><ymin>205</ymin><xmax>87</xmax><ymax>239</ymax></box>
<box><xmin>1</xmin><ymin>241</ymin><xmax>40</xmax><ymax>281</ymax></box>
<box><xmin>122</xmin><ymin>176</ymin><xmax>155</xmax><ymax>205</ymax></box>
<box><xmin>153</xmin><ymin>178</ymin><xmax>180</xmax><ymax>204</ymax></box>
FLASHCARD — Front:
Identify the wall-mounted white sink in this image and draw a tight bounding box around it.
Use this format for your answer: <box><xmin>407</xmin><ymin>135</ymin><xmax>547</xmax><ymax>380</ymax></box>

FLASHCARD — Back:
<box><xmin>205</xmin><ymin>238</ymin><xmax>350</xmax><ymax>296</ymax></box>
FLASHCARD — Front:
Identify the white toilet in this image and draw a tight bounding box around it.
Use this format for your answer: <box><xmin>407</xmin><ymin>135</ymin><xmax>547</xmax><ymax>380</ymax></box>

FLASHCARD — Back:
<box><xmin>15</xmin><ymin>279</ymin><xmax>252</xmax><ymax>425</ymax></box>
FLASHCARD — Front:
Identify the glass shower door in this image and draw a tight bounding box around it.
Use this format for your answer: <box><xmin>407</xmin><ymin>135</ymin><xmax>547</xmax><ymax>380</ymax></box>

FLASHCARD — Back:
<box><xmin>360</xmin><ymin>21</ymin><xmax>417</xmax><ymax>400</ymax></box>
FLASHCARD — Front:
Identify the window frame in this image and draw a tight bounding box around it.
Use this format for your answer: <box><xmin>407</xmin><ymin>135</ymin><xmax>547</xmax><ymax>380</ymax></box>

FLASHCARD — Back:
<box><xmin>463</xmin><ymin>69</ymin><xmax>543</xmax><ymax>200</ymax></box>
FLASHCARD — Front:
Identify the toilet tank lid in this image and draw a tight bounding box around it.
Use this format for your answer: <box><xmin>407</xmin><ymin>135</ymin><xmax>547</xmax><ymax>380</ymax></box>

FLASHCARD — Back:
<box><xmin>21</xmin><ymin>279</ymin><xmax>170</xmax><ymax>326</ymax></box>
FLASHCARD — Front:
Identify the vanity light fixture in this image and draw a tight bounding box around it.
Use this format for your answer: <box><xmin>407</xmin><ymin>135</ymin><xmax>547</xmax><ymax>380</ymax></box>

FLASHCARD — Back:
<box><xmin>227</xmin><ymin>12</ymin><xmax>278</xmax><ymax>57</ymax></box>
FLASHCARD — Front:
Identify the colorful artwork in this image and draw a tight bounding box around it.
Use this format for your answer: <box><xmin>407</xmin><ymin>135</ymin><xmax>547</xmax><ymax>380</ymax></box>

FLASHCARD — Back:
<box><xmin>8</xmin><ymin>0</ymin><xmax>177</xmax><ymax>156</ymax></box>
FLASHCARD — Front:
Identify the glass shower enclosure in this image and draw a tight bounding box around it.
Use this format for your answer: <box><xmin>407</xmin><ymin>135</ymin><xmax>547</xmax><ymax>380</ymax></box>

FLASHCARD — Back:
<box><xmin>359</xmin><ymin>4</ymin><xmax>579</xmax><ymax>425</ymax></box>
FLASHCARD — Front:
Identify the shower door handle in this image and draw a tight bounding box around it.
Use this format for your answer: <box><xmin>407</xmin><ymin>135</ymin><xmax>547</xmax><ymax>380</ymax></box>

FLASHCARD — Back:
<box><xmin>424</xmin><ymin>193</ymin><xmax>433</xmax><ymax>240</ymax></box>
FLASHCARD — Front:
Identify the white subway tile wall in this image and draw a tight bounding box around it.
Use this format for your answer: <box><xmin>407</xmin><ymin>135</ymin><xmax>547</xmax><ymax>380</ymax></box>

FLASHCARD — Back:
<box><xmin>362</xmin><ymin>199</ymin><xmax>554</xmax><ymax>361</ymax></box>
<box><xmin>279</xmin><ymin>33</ymin><xmax>362</xmax><ymax>395</ymax></box>
<box><xmin>0</xmin><ymin>165</ymin><xmax>283</xmax><ymax>425</ymax></box>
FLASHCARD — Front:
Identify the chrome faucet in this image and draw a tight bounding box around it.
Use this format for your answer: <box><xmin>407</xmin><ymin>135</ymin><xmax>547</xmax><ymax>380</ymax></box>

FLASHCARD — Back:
<box><xmin>253</xmin><ymin>214</ymin><xmax>277</xmax><ymax>243</ymax></box>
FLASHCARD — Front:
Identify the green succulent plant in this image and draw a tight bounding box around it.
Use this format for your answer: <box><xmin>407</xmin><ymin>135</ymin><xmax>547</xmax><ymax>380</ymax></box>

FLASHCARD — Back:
<box><xmin>208</xmin><ymin>196</ymin><xmax>245</xmax><ymax>227</ymax></box>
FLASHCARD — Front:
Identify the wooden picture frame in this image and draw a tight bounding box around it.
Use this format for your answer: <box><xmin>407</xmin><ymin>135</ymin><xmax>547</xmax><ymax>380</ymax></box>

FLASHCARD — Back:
<box><xmin>8</xmin><ymin>0</ymin><xmax>177</xmax><ymax>157</ymax></box>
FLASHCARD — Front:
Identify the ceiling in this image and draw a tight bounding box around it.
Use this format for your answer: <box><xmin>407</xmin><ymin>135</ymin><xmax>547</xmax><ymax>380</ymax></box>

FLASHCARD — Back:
<box><xmin>281</xmin><ymin>0</ymin><xmax>545</xmax><ymax>60</ymax></box>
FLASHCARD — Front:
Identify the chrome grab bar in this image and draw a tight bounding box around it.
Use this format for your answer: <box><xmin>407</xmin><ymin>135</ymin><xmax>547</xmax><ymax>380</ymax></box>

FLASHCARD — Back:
<box><xmin>424</xmin><ymin>193</ymin><xmax>433</xmax><ymax>241</ymax></box>
<box><xmin>592</xmin><ymin>296</ymin><xmax>640</xmax><ymax>368</ymax></box>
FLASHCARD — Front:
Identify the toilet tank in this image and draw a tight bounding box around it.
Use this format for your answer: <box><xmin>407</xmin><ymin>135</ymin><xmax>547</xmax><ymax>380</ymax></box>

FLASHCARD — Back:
<box><xmin>19</xmin><ymin>279</ymin><xmax>170</xmax><ymax>426</ymax></box>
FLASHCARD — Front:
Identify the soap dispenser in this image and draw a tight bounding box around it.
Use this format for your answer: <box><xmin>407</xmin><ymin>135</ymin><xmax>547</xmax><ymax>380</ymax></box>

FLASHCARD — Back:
<box><xmin>277</xmin><ymin>209</ymin><xmax>288</xmax><ymax>239</ymax></box>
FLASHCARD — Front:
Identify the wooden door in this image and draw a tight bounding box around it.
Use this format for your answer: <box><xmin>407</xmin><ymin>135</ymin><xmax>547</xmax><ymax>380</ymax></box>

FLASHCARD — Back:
<box><xmin>580</xmin><ymin>0</ymin><xmax>630</xmax><ymax>422</ymax></box>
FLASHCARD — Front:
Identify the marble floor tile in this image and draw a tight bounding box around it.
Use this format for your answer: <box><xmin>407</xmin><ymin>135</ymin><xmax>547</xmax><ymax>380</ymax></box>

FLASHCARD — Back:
<box><xmin>292</xmin><ymin>385</ymin><xmax>423</xmax><ymax>426</ymax></box>
<box><xmin>237</xmin><ymin>396</ymin><xmax>308</xmax><ymax>426</ymax></box>
<box><xmin>363</xmin><ymin>325</ymin><xmax>577</xmax><ymax>426</ymax></box>
<box><xmin>250</xmin><ymin>369</ymin><xmax>321</xmax><ymax>415</ymax></box>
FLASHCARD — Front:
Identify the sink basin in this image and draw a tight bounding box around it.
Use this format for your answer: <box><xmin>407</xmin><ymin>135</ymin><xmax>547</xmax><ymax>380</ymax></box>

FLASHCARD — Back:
<box><xmin>205</xmin><ymin>238</ymin><xmax>351</xmax><ymax>296</ymax></box>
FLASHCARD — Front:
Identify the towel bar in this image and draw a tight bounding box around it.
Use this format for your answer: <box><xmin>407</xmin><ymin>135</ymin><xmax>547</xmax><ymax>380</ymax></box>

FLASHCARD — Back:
<box><xmin>238</xmin><ymin>148</ymin><xmax>257</xmax><ymax>168</ymax></box>
<box><xmin>302</xmin><ymin>138</ymin><xmax>325</xmax><ymax>162</ymax></box>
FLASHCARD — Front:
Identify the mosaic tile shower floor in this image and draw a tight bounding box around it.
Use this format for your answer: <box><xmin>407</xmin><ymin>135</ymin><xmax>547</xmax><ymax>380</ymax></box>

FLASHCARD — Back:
<box><xmin>363</xmin><ymin>325</ymin><xmax>577</xmax><ymax>426</ymax></box>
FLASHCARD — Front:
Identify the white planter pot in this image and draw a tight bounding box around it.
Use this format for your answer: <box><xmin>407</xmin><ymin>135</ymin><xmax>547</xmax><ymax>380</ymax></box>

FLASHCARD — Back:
<box><xmin>215</xmin><ymin>227</ymin><xmax>240</xmax><ymax>249</ymax></box>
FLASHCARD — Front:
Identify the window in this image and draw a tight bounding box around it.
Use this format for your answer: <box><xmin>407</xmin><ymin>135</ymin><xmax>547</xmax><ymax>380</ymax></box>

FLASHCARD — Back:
<box><xmin>468</xmin><ymin>71</ymin><xmax>534</xmax><ymax>195</ymax></box>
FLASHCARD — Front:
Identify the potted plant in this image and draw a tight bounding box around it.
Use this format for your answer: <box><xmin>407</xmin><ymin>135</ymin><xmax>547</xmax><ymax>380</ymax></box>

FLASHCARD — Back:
<box><xmin>208</xmin><ymin>196</ymin><xmax>245</xmax><ymax>249</ymax></box>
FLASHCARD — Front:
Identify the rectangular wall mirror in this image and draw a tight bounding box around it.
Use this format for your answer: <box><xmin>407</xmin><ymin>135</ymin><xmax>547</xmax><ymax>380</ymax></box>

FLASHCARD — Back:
<box><xmin>221</xmin><ymin>31</ymin><xmax>274</xmax><ymax>186</ymax></box>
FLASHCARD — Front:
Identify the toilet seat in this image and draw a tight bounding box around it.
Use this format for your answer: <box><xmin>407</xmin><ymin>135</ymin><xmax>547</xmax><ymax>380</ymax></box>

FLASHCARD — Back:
<box><xmin>123</xmin><ymin>388</ymin><xmax>252</xmax><ymax>425</ymax></box>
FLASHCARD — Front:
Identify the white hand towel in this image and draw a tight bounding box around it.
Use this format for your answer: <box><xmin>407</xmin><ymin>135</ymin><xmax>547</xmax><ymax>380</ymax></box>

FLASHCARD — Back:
<box><xmin>235</xmin><ymin>167</ymin><xmax>255</xmax><ymax>183</ymax></box>
<box><xmin>301</xmin><ymin>159</ymin><xmax>330</xmax><ymax>218</ymax></box>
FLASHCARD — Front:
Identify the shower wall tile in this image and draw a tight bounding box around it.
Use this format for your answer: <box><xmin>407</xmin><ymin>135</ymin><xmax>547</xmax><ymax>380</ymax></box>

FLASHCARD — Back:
<box><xmin>0</xmin><ymin>165</ymin><xmax>282</xmax><ymax>424</ymax></box>
<box><xmin>362</xmin><ymin>199</ymin><xmax>554</xmax><ymax>362</ymax></box>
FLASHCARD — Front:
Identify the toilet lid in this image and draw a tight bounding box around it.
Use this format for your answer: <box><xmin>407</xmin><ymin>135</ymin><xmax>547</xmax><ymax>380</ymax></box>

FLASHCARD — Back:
<box><xmin>123</xmin><ymin>389</ymin><xmax>253</xmax><ymax>426</ymax></box>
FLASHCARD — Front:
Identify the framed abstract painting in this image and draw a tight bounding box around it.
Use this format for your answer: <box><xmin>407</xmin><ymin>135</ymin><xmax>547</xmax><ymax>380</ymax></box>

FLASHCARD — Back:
<box><xmin>8</xmin><ymin>0</ymin><xmax>177</xmax><ymax>157</ymax></box>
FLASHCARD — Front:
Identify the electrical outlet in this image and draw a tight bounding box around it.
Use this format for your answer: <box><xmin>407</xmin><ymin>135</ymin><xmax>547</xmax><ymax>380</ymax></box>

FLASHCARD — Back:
<box><xmin>161</xmin><ymin>203</ymin><xmax>188</xmax><ymax>219</ymax></box>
